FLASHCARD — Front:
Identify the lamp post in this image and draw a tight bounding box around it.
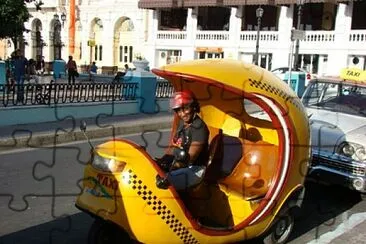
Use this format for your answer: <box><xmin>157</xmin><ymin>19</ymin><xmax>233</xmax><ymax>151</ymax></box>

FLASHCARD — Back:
<box><xmin>61</xmin><ymin>12</ymin><xmax>67</xmax><ymax>27</ymax></box>
<box><xmin>293</xmin><ymin>0</ymin><xmax>304</xmax><ymax>70</ymax></box>
<box><xmin>54</xmin><ymin>13</ymin><xmax>66</xmax><ymax>27</ymax></box>
<box><xmin>254</xmin><ymin>6</ymin><xmax>264</xmax><ymax>66</ymax></box>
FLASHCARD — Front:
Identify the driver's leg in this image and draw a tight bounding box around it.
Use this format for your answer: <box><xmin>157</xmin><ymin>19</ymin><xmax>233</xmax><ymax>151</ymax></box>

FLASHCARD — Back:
<box><xmin>155</xmin><ymin>154</ymin><xmax>174</xmax><ymax>172</ymax></box>
<box><xmin>166</xmin><ymin>166</ymin><xmax>205</xmax><ymax>191</ymax></box>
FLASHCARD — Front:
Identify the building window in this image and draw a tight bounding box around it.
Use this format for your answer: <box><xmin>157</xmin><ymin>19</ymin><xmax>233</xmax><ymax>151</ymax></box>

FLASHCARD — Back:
<box><xmin>124</xmin><ymin>46</ymin><xmax>128</xmax><ymax>62</ymax></box>
<box><xmin>94</xmin><ymin>46</ymin><xmax>98</xmax><ymax>61</ymax></box>
<box><xmin>159</xmin><ymin>9</ymin><xmax>187</xmax><ymax>30</ymax></box>
<box><xmin>119</xmin><ymin>46</ymin><xmax>123</xmax><ymax>62</ymax></box>
<box><xmin>129</xmin><ymin>46</ymin><xmax>133</xmax><ymax>62</ymax></box>
<box><xmin>79</xmin><ymin>42</ymin><xmax>82</xmax><ymax>59</ymax></box>
<box><xmin>99</xmin><ymin>45</ymin><xmax>103</xmax><ymax>61</ymax></box>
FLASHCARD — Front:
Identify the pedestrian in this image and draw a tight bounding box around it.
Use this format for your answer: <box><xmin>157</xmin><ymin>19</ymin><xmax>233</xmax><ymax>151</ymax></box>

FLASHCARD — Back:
<box><xmin>12</xmin><ymin>49</ymin><xmax>28</xmax><ymax>101</ymax></box>
<box><xmin>88</xmin><ymin>61</ymin><xmax>97</xmax><ymax>81</ymax></box>
<box><xmin>66</xmin><ymin>55</ymin><xmax>77</xmax><ymax>84</ymax></box>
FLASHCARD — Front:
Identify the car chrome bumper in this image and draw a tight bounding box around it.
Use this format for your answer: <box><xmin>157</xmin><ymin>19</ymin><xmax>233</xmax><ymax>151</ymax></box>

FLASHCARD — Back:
<box><xmin>308</xmin><ymin>152</ymin><xmax>366</xmax><ymax>193</ymax></box>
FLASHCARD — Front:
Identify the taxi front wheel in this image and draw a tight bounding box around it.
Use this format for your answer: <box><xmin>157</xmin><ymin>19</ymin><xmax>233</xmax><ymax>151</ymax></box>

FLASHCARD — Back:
<box><xmin>263</xmin><ymin>209</ymin><xmax>295</xmax><ymax>244</ymax></box>
<box><xmin>88</xmin><ymin>219</ymin><xmax>133</xmax><ymax>244</ymax></box>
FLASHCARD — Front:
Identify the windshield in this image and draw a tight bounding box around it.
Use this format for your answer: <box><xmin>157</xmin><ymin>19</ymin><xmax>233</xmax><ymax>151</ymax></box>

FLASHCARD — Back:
<box><xmin>302</xmin><ymin>81</ymin><xmax>366</xmax><ymax>116</ymax></box>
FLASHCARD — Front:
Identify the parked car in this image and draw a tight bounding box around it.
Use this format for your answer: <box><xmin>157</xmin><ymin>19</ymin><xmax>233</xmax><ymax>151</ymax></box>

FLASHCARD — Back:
<box><xmin>302</xmin><ymin>68</ymin><xmax>366</xmax><ymax>195</ymax></box>
<box><xmin>271</xmin><ymin>67</ymin><xmax>316</xmax><ymax>87</ymax></box>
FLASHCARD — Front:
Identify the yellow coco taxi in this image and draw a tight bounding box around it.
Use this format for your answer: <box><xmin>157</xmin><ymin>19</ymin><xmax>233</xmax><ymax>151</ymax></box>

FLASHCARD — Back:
<box><xmin>75</xmin><ymin>59</ymin><xmax>311</xmax><ymax>244</ymax></box>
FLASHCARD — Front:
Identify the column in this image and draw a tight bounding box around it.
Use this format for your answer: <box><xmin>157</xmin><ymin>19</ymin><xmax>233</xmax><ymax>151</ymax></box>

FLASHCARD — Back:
<box><xmin>24</xmin><ymin>21</ymin><xmax>32</xmax><ymax>59</ymax></box>
<box><xmin>182</xmin><ymin>7</ymin><xmax>197</xmax><ymax>60</ymax></box>
<box><xmin>271</xmin><ymin>5</ymin><xmax>293</xmax><ymax>69</ymax></box>
<box><xmin>326</xmin><ymin>3</ymin><xmax>353</xmax><ymax>75</ymax></box>
<box><xmin>145</xmin><ymin>10</ymin><xmax>158</xmax><ymax>68</ymax></box>
<box><xmin>42</xmin><ymin>18</ymin><xmax>50</xmax><ymax>63</ymax></box>
<box><xmin>102</xmin><ymin>26</ymin><xmax>114</xmax><ymax>67</ymax></box>
<box><xmin>226</xmin><ymin>7</ymin><xmax>242</xmax><ymax>59</ymax></box>
<box><xmin>61</xmin><ymin>22</ymin><xmax>68</xmax><ymax>60</ymax></box>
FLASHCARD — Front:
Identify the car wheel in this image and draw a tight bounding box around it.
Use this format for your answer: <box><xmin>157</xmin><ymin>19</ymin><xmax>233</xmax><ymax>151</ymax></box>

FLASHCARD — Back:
<box><xmin>263</xmin><ymin>209</ymin><xmax>295</xmax><ymax>244</ymax></box>
<box><xmin>88</xmin><ymin>219</ymin><xmax>132</xmax><ymax>244</ymax></box>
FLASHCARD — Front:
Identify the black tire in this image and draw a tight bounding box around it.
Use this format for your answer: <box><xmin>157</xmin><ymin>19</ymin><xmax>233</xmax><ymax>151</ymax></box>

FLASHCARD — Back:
<box><xmin>88</xmin><ymin>219</ymin><xmax>132</xmax><ymax>244</ymax></box>
<box><xmin>263</xmin><ymin>209</ymin><xmax>295</xmax><ymax>244</ymax></box>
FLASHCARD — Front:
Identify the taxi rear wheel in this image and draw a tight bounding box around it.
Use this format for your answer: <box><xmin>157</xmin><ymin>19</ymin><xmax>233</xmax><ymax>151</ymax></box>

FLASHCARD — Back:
<box><xmin>88</xmin><ymin>219</ymin><xmax>132</xmax><ymax>244</ymax></box>
<box><xmin>263</xmin><ymin>209</ymin><xmax>294</xmax><ymax>244</ymax></box>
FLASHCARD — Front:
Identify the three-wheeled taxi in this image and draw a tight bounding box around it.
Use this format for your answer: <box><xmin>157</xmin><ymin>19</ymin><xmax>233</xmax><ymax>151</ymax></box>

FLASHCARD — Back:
<box><xmin>75</xmin><ymin>59</ymin><xmax>311</xmax><ymax>244</ymax></box>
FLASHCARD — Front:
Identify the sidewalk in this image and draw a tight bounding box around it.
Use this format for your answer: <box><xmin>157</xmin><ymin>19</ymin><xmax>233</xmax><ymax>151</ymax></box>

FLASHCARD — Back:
<box><xmin>0</xmin><ymin>111</ymin><xmax>173</xmax><ymax>151</ymax></box>
<box><xmin>332</xmin><ymin>219</ymin><xmax>366</xmax><ymax>244</ymax></box>
<box><xmin>310</xmin><ymin>213</ymin><xmax>366</xmax><ymax>244</ymax></box>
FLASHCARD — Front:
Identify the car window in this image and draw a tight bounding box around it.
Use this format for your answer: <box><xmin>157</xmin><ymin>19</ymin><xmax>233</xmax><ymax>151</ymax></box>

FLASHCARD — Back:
<box><xmin>302</xmin><ymin>82</ymin><xmax>326</xmax><ymax>105</ymax></box>
<box><xmin>303</xmin><ymin>81</ymin><xmax>366</xmax><ymax>116</ymax></box>
<box><xmin>322</xmin><ymin>83</ymin><xmax>338</xmax><ymax>103</ymax></box>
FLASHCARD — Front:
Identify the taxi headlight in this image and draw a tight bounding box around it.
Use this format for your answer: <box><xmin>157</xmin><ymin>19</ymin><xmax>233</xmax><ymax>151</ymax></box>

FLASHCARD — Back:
<box><xmin>338</xmin><ymin>142</ymin><xmax>366</xmax><ymax>162</ymax></box>
<box><xmin>355</xmin><ymin>147</ymin><xmax>366</xmax><ymax>162</ymax></box>
<box><xmin>91</xmin><ymin>153</ymin><xmax>126</xmax><ymax>172</ymax></box>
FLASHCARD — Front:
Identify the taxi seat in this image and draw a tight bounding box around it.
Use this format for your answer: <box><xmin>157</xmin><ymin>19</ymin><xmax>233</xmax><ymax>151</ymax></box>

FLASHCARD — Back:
<box><xmin>204</xmin><ymin>131</ymin><xmax>243</xmax><ymax>182</ymax></box>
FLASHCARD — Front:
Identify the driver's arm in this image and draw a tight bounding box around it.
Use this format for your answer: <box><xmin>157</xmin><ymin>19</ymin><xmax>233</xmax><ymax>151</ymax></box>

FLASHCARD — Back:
<box><xmin>172</xmin><ymin>142</ymin><xmax>204</xmax><ymax>169</ymax></box>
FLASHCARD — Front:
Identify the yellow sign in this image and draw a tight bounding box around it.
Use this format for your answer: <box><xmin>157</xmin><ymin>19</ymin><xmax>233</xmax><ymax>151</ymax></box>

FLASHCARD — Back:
<box><xmin>195</xmin><ymin>47</ymin><xmax>223</xmax><ymax>53</ymax></box>
<box><xmin>340</xmin><ymin>68</ymin><xmax>366</xmax><ymax>81</ymax></box>
<box><xmin>87</xmin><ymin>40</ymin><xmax>96</xmax><ymax>47</ymax></box>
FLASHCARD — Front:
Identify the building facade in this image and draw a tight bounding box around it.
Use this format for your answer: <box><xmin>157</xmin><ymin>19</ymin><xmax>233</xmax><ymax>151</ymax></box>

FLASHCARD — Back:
<box><xmin>140</xmin><ymin>0</ymin><xmax>366</xmax><ymax>76</ymax></box>
<box><xmin>1</xmin><ymin>0</ymin><xmax>365</xmax><ymax>76</ymax></box>
<box><xmin>1</xmin><ymin>0</ymin><xmax>147</xmax><ymax>73</ymax></box>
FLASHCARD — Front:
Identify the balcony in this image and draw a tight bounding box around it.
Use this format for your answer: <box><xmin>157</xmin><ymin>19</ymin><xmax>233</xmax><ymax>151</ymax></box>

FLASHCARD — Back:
<box><xmin>299</xmin><ymin>31</ymin><xmax>336</xmax><ymax>52</ymax></box>
<box><xmin>239</xmin><ymin>31</ymin><xmax>279</xmax><ymax>49</ymax></box>
<box><xmin>156</xmin><ymin>31</ymin><xmax>188</xmax><ymax>46</ymax></box>
<box><xmin>348</xmin><ymin>30</ymin><xmax>366</xmax><ymax>51</ymax></box>
<box><xmin>195</xmin><ymin>31</ymin><xmax>230</xmax><ymax>47</ymax></box>
<box><xmin>154</xmin><ymin>29</ymin><xmax>366</xmax><ymax>54</ymax></box>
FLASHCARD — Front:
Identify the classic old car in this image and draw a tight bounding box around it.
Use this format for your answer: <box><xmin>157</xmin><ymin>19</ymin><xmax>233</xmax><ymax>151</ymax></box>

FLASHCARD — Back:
<box><xmin>303</xmin><ymin>68</ymin><xmax>366</xmax><ymax>194</ymax></box>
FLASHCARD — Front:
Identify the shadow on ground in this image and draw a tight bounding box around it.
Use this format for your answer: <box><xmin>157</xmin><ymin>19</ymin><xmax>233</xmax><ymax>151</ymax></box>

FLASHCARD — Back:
<box><xmin>0</xmin><ymin>212</ymin><xmax>93</xmax><ymax>244</ymax></box>
<box><xmin>0</xmin><ymin>182</ymin><xmax>362</xmax><ymax>244</ymax></box>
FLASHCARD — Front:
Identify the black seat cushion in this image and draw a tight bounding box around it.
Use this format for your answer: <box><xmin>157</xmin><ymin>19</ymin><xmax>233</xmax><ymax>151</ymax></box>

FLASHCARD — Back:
<box><xmin>205</xmin><ymin>134</ymin><xmax>242</xmax><ymax>181</ymax></box>
<box><xmin>220</xmin><ymin>136</ymin><xmax>243</xmax><ymax>177</ymax></box>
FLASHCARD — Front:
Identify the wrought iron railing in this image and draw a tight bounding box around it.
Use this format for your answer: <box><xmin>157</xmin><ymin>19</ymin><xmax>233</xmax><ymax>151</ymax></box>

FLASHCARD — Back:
<box><xmin>0</xmin><ymin>83</ymin><xmax>138</xmax><ymax>107</ymax></box>
<box><xmin>155</xmin><ymin>79</ymin><xmax>174</xmax><ymax>98</ymax></box>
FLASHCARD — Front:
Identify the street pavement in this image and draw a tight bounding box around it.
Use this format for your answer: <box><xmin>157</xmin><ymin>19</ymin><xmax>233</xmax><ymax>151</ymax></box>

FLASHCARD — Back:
<box><xmin>0</xmin><ymin>75</ymin><xmax>365</xmax><ymax>243</ymax></box>
<box><xmin>0</xmin><ymin>111</ymin><xmax>173</xmax><ymax>151</ymax></box>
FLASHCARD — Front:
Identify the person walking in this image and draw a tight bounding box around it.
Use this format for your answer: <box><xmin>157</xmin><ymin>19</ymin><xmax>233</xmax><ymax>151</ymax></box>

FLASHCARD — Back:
<box><xmin>12</xmin><ymin>49</ymin><xmax>28</xmax><ymax>101</ymax></box>
<box><xmin>88</xmin><ymin>61</ymin><xmax>97</xmax><ymax>81</ymax></box>
<box><xmin>66</xmin><ymin>55</ymin><xmax>77</xmax><ymax>84</ymax></box>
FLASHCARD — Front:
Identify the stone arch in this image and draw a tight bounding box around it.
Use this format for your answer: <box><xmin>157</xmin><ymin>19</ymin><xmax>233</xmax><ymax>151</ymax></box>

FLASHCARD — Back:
<box><xmin>49</xmin><ymin>18</ymin><xmax>62</xmax><ymax>60</ymax></box>
<box><xmin>88</xmin><ymin>17</ymin><xmax>104</xmax><ymax>64</ymax></box>
<box><xmin>113</xmin><ymin>17</ymin><xmax>135</xmax><ymax>68</ymax></box>
<box><xmin>31</xmin><ymin>18</ymin><xmax>43</xmax><ymax>61</ymax></box>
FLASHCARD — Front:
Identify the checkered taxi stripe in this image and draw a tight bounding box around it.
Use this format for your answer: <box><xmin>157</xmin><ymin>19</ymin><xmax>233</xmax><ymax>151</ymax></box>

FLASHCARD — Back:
<box><xmin>249</xmin><ymin>78</ymin><xmax>304</xmax><ymax>111</ymax></box>
<box><xmin>125</xmin><ymin>170</ymin><xmax>199</xmax><ymax>244</ymax></box>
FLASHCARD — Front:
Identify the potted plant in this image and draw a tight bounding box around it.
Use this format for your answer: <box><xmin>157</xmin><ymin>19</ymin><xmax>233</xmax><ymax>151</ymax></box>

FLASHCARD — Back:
<box><xmin>132</xmin><ymin>53</ymin><xmax>149</xmax><ymax>71</ymax></box>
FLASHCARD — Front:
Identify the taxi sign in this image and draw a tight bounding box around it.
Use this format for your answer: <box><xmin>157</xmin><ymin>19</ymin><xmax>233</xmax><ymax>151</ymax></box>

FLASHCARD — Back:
<box><xmin>340</xmin><ymin>68</ymin><xmax>366</xmax><ymax>81</ymax></box>
<box><xmin>87</xmin><ymin>40</ymin><xmax>96</xmax><ymax>47</ymax></box>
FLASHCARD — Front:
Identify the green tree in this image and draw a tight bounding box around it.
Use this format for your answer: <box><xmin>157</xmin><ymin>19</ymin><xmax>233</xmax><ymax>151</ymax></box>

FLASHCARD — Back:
<box><xmin>0</xmin><ymin>0</ymin><xmax>43</xmax><ymax>49</ymax></box>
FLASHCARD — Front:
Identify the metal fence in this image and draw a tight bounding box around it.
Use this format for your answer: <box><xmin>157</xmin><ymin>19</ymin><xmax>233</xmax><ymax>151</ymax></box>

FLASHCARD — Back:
<box><xmin>156</xmin><ymin>79</ymin><xmax>174</xmax><ymax>98</ymax></box>
<box><xmin>0</xmin><ymin>78</ymin><xmax>174</xmax><ymax>107</ymax></box>
<box><xmin>0</xmin><ymin>82</ymin><xmax>138</xmax><ymax>107</ymax></box>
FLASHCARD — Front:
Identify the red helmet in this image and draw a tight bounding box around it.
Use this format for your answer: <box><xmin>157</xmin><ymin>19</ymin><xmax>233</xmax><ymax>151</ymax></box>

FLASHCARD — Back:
<box><xmin>170</xmin><ymin>90</ymin><xmax>195</xmax><ymax>110</ymax></box>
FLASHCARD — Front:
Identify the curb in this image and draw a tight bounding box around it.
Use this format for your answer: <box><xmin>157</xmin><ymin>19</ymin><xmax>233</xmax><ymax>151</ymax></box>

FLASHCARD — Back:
<box><xmin>0</xmin><ymin>117</ymin><xmax>173</xmax><ymax>151</ymax></box>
